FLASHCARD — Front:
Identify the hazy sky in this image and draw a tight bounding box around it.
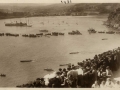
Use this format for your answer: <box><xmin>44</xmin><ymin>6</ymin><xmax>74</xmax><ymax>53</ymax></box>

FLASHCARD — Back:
<box><xmin>0</xmin><ymin>0</ymin><xmax>119</xmax><ymax>3</ymax></box>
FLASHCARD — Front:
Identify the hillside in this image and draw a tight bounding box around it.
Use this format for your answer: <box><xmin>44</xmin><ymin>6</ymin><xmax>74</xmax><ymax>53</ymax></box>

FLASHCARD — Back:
<box><xmin>0</xmin><ymin>3</ymin><xmax>120</xmax><ymax>19</ymax></box>
<box><xmin>104</xmin><ymin>7</ymin><xmax>120</xmax><ymax>30</ymax></box>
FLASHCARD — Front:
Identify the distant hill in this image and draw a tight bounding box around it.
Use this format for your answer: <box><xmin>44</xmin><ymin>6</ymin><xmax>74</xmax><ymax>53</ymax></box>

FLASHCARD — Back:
<box><xmin>0</xmin><ymin>3</ymin><xmax>120</xmax><ymax>19</ymax></box>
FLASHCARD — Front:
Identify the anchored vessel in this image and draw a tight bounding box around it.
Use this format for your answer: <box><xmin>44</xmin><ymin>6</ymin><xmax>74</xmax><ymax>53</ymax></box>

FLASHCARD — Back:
<box><xmin>69</xmin><ymin>52</ymin><xmax>79</xmax><ymax>54</ymax></box>
<box><xmin>20</xmin><ymin>60</ymin><xmax>33</xmax><ymax>62</ymax></box>
<box><xmin>88</xmin><ymin>28</ymin><xmax>96</xmax><ymax>33</ymax></box>
<box><xmin>44</xmin><ymin>68</ymin><xmax>54</xmax><ymax>71</ymax></box>
<box><xmin>5</xmin><ymin>21</ymin><xmax>32</xmax><ymax>27</ymax></box>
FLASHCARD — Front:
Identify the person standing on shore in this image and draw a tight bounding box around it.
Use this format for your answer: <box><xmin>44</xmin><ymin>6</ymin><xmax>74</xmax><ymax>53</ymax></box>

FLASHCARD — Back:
<box><xmin>76</xmin><ymin>66</ymin><xmax>83</xmax><ymax>87</ymax></box>
<box><xmin>92</xmin><ymin>81</ymin><xmax>100</xmax><ymax>88</ymax></box>
<box><xmin>90</xmin><ymin>66</ymin><xmax>98</xmax><ymax>85</ymax></box>
<box><xmin>67</xmin><ymin>67</ymin><xmax>78</xmax><ymax>87</ymax></box>
<box><xmin>106</xmin><ymin>66</ymin><xmax>113</xmax><ymax>79</ymax></box>
<box><xmin>105</xmin><ymin>78</ymin><xmax>114</xmax><ymax>88</ymax></box>
<box><xmin>100</xmin><ymin>81</ymin><xmax>106</xmax><ymax>88</ymax></box>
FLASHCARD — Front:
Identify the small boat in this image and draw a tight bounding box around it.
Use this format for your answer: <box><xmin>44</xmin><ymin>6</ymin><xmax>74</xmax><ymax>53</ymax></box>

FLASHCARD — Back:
<box><xmin>52</xmin><ymin>32</ymin><xmax>58</xmax><ymax>36</ymax></box>
<box><xmin>68</xmin><ymin>30</ymin><xmax>82</xmax><ymax>35</ymax></box>
<box><xmin>5</xmin><ymin>21</ymin><xmax>32</xmax><ymax>27</ymax></box>
<box><xmin>22</xmin><ymin>34</ymin><xmax>29</xmax><ymax>37</ymax></box>
<box><xmin>69</xmin><ymin>52</ymin><xmax>79</xmax><ymax>54</ymax></box>
<box><xmin>106</xmin><ymin>31</ymin><xmax>115</xmax><ymax>34</ymax></box>
<box><xmin>44</xmin><ymin>68</ymin><xmax>54</xmax><ymax>71</ymax></box>
<box><xmin>88</xmin><ymin>28</ymin><xmax>97</xmax><ymax>33</ymax></box>
<box><xmin>0</xmin><ymin>74</ymin><xmax>6</xmax><ymax>77</ymax></box>
<box><xmin>36</xmin><ymin>33</ymin><xmax>43</xmax><ymax>36</ymax></box>
<box><xmin>20</xmin><ymin>60</ymin><xmax>33</xmax><ymax>62</ymax></box>
<box><xmin>98</xmin><ymin>31</ymin><xmax>105</xmax><ymax>33</ymax></box>
<box><xmin>45</xmin><ymin>33</ymin><xmax>51</xmax><ymax>35</ymax></box>
<box><xmin>5</xmin><ymin>22</ymin><xmax>27</xmax><ymax>26</ymax></box>
<box><xmin>59</xmin><ymin>33</ymin><xmax>64</xmax><ymax>35</ymax></box>
<box><xmin>59</xmin><ymin>63</ymin><xmax>71</xmax><ymax>66</ymax></box>
<box><xmin>39</xmin><ymin>30</ymin><xmax>48</xmax><ymax>32</ymax></box>
<box><xmin>0</xmin><ymin>33</ymin><xmax>4</xmax><ymax>36</ymax></box>
<box><xmin>102</xmin><ymin>38</ymin><xmax>108</xmax><ymax>40</ymax></box>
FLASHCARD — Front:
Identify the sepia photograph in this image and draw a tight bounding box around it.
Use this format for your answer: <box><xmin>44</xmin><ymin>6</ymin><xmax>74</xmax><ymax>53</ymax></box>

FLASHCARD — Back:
<box><xmin>0</xmin><ymin>0</ymin><xmax>120</xmax><ymax>88</ymax></box>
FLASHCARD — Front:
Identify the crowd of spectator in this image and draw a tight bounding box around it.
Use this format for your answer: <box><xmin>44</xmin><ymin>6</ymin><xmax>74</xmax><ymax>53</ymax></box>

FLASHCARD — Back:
<box><xmin>17</xmin><ymin>47</ymin><xmax>120</xmax><ymax>88</ymax></box>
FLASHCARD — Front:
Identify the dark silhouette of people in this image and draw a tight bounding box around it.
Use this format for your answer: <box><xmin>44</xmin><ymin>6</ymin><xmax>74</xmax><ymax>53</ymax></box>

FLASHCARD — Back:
<box><xmin>61</xmin><ymin>0</ymin><xmax>71</xmax><ymax>4</ymax></box>
<box><xmin>67</xmin><ymin>0</ymin><xmax>69</xmax><ymax>3</ymax></box>
<box><xmin>64</xmin><ymin>1</ymin><xmax>66</xmax><ymax>4</ymax></box>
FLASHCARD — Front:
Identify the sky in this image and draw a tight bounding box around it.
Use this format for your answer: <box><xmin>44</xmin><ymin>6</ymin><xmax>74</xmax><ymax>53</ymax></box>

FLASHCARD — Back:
<box><xmin>0</xmin><ymin>0</ymin><xmax>120</xmax><ymax>3</ymax></box>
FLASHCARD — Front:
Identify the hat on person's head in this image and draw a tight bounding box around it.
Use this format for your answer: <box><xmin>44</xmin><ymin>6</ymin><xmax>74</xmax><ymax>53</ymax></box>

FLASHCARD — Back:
<box><xmin>77</xmin><ymin>62</ymin><xmax>80</xmax><ymax>65</ymax></box>
<box><xmin>41</xmin><ymin>78</ymin><xmax>44</xmax><ymax>81</ymax></box>
<box><xmin>63</xmin><ymin>68</ymin><xmax>66</xmax><ymax>72</ymax></box>
<box><xmin>67</xmin><ymin>67</ymin><xmax>71</xmax><ymax>71</ymax></box>
<box><xmin>36</xmin><ymin>78</ymin><xmax>41</xmax><ymax>80</ymax></box>
<box><xmin>56</xmin><ymin>71</ymin><xmax>60</xmax><ymax>75</ymax></box>
<box><xmin>59</xmin><ymin>68</ymin><xmax>62</xmax><ymax>71</ymax></box>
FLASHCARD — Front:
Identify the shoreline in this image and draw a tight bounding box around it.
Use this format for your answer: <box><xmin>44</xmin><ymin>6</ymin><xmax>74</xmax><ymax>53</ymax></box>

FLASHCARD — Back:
<box><xmin>0</xmin><ymin>14</ymin><xmax>108</xmax><ymax>20</ymax></box>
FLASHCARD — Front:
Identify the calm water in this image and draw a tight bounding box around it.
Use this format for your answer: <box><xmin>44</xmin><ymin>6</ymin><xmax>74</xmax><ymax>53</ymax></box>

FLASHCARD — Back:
<box><xmin>0</xmin><ymin>16</ymin><xmax>120</xmax><ymax>87</ymax></box>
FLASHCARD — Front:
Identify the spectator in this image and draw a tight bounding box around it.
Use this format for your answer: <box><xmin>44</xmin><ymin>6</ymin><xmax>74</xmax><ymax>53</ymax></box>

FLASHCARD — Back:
<box><xmin>92</xmin><ymin>81</ymin><xmax>100</xmax><ymax>88</ymax></box>
<box><xmin>100</xmin><ymin>81</ymin><xmax>106</xmax><ymax>88</ymax></box>
<box><xmin>106</xmin><ymin>66</ymin><xmax>113</xmax><ymax>78</ymax></box>
<box><xmin>105</xmin><ymin>78</ymin><xmax>114</xmax><ymax>88</ymax></box>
